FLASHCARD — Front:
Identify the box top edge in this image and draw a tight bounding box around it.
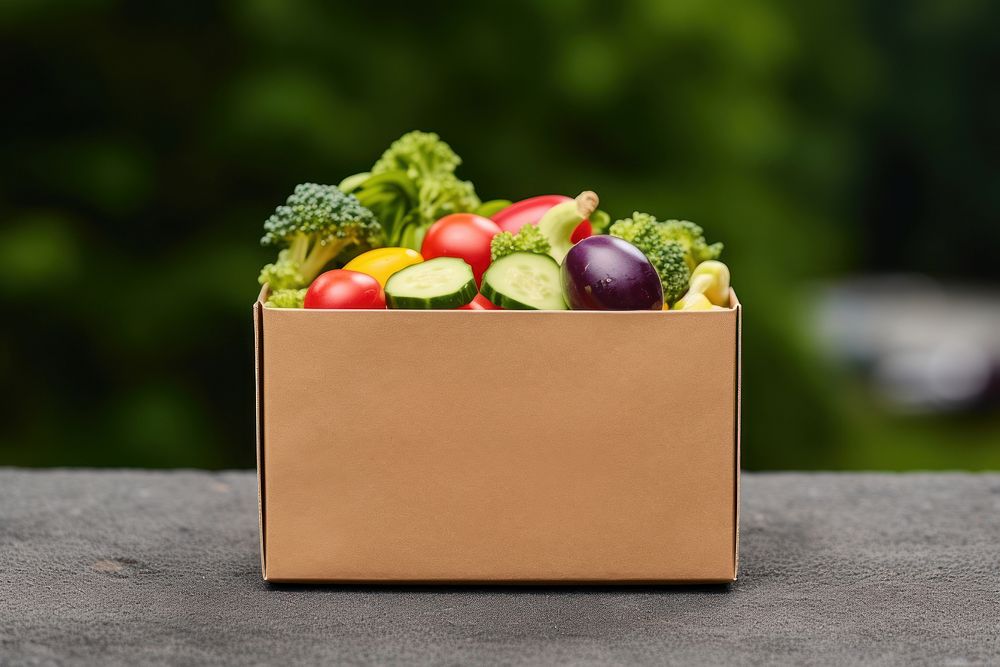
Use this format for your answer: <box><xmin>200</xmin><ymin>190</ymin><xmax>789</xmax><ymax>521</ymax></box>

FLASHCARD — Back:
<box><xmin>260</xmin><ymin>306</ymin><xmax>738</xmax><ymax>316</ymax></box>
<box><xmin>257</xmin><ymin>288</ymin><xmax>741</xmax><ymax>314</ymax></box>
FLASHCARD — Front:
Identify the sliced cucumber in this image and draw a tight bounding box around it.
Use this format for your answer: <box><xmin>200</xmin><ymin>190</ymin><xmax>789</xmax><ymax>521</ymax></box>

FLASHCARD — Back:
<box><xmin>385</xmin><ymin>257</ymin><xmax>477</xmax><ymax>309</ymax></box>
<box><xmin>480</xmin><ymin>252</ymin><xmax>567</xmax><ymax>310</ymax></box>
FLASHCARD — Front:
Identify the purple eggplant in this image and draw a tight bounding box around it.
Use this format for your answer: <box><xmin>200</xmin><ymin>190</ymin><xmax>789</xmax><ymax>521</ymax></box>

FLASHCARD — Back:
<box><xmin>561</xmin><ymin>235</ymin><xmax>664</xmax><ymax>310</ymax></box>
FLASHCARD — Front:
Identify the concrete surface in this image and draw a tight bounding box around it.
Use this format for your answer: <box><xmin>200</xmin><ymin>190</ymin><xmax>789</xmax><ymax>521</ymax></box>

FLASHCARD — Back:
<box><xmin>0</xmin><ymin>470</ymin><xmax>998</xmax><ymax>666</ymax></box>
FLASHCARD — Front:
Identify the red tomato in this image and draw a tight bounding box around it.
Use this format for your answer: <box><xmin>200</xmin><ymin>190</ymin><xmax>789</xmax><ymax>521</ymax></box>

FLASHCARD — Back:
<box><xmin>490</xmin><ymin>195</ymin><xmax>593</xmax><ymax>244</ymax></box>
<box><xmin>457</xmin><ymin>293</ymin><xmax>501</xmax><ymax>310</ymax></box>
<box><xmin>420</xmin><ymin>213</ymin><xmax>501</xmax><ymax>286</ymax></box>
<box><xmin>304</xmin><ymin>270</ymin><xmax>385</xmax><ymax>309</ymax></box>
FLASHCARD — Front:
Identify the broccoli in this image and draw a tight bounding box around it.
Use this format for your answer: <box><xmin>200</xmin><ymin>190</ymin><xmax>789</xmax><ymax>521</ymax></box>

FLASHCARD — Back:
<box><xmin>490</xmin><ymin>224</ymin><xmax>551</xmax><ymax>261</ymax></box>
<box><xmin>659</xmin><ymin>219</ymin><xmax>724</xmax><ymax>271</ymax></box>
<box><xmin>414</xmin><ymin>174</ymin><xmax>479</xmax><ymax>232</ymax></box>
<box><xmin>373</xmin><ymin>130</ymin><xmax>464</xmax><ymax>177</ymax></box>
<box><xmin>610</xmin><ymin>212</ymin><xmax>724</xmax><ymax>302</ymax></box>
<box><xmin>258</xmin><ymin>183</ymin><xmax>383</xmax><ymax>290</ymax></box>
<box><xmin>265</xmin><ymin>288</ymin><xmax>307</xmax><ymax>309</ymax></box>
<box><xmin>609</xmin><ymin>212</ymin><xmax>692</xmax><ymax>303</ymax></box>
<box><xmin>341</xmin><ymin>131</ymin><xmax>481</xmax><ymax>249</ymax></box>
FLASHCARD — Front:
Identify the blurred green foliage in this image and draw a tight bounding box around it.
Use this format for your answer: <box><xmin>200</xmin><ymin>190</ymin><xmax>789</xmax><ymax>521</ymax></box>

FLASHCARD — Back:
<box><xmin>0</xmin><ymin>0</ymin><xmax>997</xmax><ymax>468</ymax></box>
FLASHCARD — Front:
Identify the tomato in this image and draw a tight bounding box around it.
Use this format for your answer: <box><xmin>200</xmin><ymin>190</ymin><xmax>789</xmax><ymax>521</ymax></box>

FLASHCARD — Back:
<box><xmin>490</xmin><ymin>195</ymin><xmax>593</xmax><ymax>244</ymax></box>
<box><xmin>343</xmin><ymin>247</ymin><xmax>423</xmax><ymax>287</ymax></box>
<box><xmin>457</xmin><ymin>293</ymin><xmax>501</xmax><ymax>310</ymax></box>
<box><xmin>420</xmin><ymin>213</ymin><xmax>501</xmax><ymax>286</ymax></box>
<box><xmin>303</xmin><ymin>270</ymin><xmax>385</xmax><ymax>309</ymax></box>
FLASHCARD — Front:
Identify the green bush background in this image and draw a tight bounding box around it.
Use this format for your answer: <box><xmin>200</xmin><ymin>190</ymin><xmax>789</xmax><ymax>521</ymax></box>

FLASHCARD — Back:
<box><xmin>1</xmin><ymin>1</ymin><xmax>997</xmax><ymax>469</ymax></box>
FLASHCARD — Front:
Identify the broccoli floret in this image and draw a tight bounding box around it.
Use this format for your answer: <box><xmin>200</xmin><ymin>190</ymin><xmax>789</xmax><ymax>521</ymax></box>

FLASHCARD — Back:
<box><xmin>491</xmin><ymin>224</ymin><xmax>552</xmax><ymax>261</ymax></box>
<box><xmin>659</xmin><ymin>219</ymin><xmax>723</xmax><ymax>271</ymax></box>
<box><xmin>258</xmin><ymin>248</ymin><xmax>305</xmax><ymax>290</ymax></box>
<box><xmin>416</xmin><ymin>173</ymin><xmax>480</xmax><ymax>229</ymax></box>
<box><xmin>610</xmin><ymin>212</ymin><xmax>723</xmax><ymax>274</ymax></box>
<box><xmin>257</xmin><ymin>183</ymin><xmax>383</xmax><ymax>290</ymax></box>
<box><xmin>265</xmin><ymin>288</ymin><xmax>307</xmax><ymax>308</ymax></box>
<box><xmin>373</xmin><ymin>130</ymin><xmax>463</xmax><ymax>178</ymax></box>
<box><xmin>647</xmin><ymin>242</ymin><xmax>690</xmax><ymax>305</ymax></box>
<box><xmin>609</xmin><ymin>212</ymin><xmax>692</xmax><ymax>303</ymax></box>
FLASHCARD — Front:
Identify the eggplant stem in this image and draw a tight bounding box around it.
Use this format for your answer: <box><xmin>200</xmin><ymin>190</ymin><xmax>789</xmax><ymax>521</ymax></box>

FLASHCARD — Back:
<box><xmin>575</xmin><ymin>191</ymin><xmax>599</xmax><ymax>219</ymax></box>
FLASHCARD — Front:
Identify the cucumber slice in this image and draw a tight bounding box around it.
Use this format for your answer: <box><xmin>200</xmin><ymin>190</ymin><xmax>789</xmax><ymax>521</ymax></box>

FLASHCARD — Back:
<box><xmin>481</xmin><ymin>252</ymin><xmax>567</xmax><ymax>310</ymax></box>
<box><xmin>385</xmin><ymin>257</ymin><xmax>477</xmax><ymax>309</ymax></box>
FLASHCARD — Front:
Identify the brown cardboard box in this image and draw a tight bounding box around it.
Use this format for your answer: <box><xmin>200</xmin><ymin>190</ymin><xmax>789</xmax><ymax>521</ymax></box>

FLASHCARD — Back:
<box><xmin>254</xmin><ymin>285</ymin><xmax>741</xmax><ymax>583</ymax></box>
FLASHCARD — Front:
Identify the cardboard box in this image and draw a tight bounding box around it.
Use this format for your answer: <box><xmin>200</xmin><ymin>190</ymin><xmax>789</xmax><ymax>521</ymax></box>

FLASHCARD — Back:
<box><xmin>254</xmin><ymin>285</ymin><xmax>741</xmax><ymax>583</ymax></box>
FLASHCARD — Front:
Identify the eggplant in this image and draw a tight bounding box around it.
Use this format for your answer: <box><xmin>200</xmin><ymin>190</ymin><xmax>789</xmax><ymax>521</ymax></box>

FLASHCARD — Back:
<box><xmin>561</xmin><ymin>235</ymin><xmax>664</xmax><ymax>310</ymax></box>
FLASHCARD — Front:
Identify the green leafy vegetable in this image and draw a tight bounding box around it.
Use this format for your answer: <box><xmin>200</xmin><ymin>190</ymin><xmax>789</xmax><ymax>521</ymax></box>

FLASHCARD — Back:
<box><xmin>490</xmin><ymin>224</ymin><xmax>551</xmax><ymax>261</ymax></box>
<box><xmin>609</xmin><ymin>212</ymin><xmax>694</xmax><ymax>303</ymax></box>
<box><xmin>340</xmin><ymin>131</ymin><xmax>481</xmax><ymax>250</ymax></box>
<box><xmin>258</xmin><ymin>183</ymin><xmax>382</xmax><ymax>290</ymax></box>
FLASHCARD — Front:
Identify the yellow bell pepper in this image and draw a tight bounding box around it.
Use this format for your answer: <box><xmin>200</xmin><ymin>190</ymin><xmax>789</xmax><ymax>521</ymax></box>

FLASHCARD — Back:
<box><xmin>344</xmin><ymin>247</ymin><xmax>423</xmax><ymax>287</ymax></box>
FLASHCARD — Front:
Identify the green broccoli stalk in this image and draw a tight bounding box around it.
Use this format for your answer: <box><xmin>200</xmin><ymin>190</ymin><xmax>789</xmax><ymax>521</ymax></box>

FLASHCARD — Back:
<box><xmin>337</xmin><ymin>169</ymin><xmax>417</xmax><ymax>246</ymax></box>
<box><xmin>258</xmin><ymin>183</ymin><xmax>383</xmax><ymax>290</ymax></box>
<box><xmin>609</xmin><ymin>212</ymin><xmax>692</xmax><ymax>304</ymax></box>
<box><xmin>265</xmin><ymin>288</ymin><xmax>307</xmax><ymax>308</ymax></box>
<box><xmin>490</xmin><ymin>224</ymin><xmax>551</xmax><ymax>261</ymax></box>
<box><xmin>340</xmin><ymin>131</ymin><xmax>481</xmax><ymax>249</ymax></box>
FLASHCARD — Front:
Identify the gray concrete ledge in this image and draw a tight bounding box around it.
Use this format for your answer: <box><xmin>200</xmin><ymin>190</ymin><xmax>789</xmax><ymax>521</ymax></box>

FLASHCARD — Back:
<box><xmin>1</xmin><ymin>470</ymin><xmax>998</xmax><ymax>666</ymax></box>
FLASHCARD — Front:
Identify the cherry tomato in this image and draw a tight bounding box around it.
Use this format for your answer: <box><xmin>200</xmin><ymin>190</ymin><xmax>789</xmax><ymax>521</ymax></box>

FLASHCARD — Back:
<box><xmin>304</xmin><ymin>270</ymin><xmax>385</xmax><ymax>309</ymax></box>
<box><xmin>457</xmin><ymin>293</ymin><xmax>501</xmax><ymax>310</ymax></box>
<box><xmin>490</xmin><ymin>195</ymin><xmax>593</xmax><ymax>244</ymax></box>
<box><xmin>420</xmin><ymin>213</ymin><xmax>501</xmax><ymax>286</ymax></box>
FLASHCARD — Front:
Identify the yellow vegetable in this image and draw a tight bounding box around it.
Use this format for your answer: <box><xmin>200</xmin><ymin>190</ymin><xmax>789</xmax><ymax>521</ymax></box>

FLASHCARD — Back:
<box><xmin>344</xmin><ymin>247</ymin><xmax>423</xmax><ymax>287</ymax></box>
<box><xmin>674</xmin><ymin>293</ymin><xmax>713</xmax><ymax>311</ymax></box>
<box><xmin>676</xmin><ymin>260</ymin><xmax>731</xmax><ymax>308</ymax></box>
